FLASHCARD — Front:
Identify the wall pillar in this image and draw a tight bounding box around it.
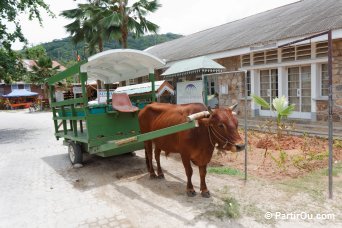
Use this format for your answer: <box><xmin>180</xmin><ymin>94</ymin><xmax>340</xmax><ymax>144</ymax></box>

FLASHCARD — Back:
<box><xmin>250</xmin><ymin>69</ymin><xmax>259</xmax><ymax>116</ymax></box>
<box><xmin>311</xmin><ymin>63</ymin><xmax>318</xmax><ymax>121</ymax></box>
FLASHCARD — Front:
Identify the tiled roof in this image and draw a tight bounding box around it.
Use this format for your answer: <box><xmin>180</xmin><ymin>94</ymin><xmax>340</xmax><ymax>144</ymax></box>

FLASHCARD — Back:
<box><xmin>22</xmin><ymin>59</ymin><xmax>66</xmax><ymax>72</ymax></box>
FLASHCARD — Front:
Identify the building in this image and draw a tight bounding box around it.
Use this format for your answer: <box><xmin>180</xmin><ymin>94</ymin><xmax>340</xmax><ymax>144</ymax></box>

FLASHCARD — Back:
<box><xmin>146</xmin><ymin>0</ymin><xmax>342</xmax><ymax>122</ymax></box>
<box><xmin>0</xmin><ymin>60</ymin><xmax>66</xmax><ymax>99</ymax></box>
<box><xmin>0</xmin><ymin>82</ymin><xmax>44</xmax><ymax>98</ymax></box>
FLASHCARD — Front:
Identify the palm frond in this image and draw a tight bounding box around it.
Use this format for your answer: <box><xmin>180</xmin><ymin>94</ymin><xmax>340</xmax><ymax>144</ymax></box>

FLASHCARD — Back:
<box><xmin>251</xmin><ymin>94</ymin><xmax>270</xmax><ymax>109</ymax></box>
<box><xmin>279</xmin><ymin>104</ymin><xmax>295</xmax><ymax>117</ymax></box>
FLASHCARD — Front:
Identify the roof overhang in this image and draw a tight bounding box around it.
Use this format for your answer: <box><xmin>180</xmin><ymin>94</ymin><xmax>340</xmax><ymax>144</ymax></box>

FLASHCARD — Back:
<box><xmin>162</xmin><ymin>56</ymin><xmax>225</xmax><ymax>77</ymax></box>
<box><xmin>158</xmin><ymin>28</ymin><xmax>342</xmax><ymax>68</ymax></box>
<box><xmin>80</xmin><ymin>49</ymin><xmax>165</xmax><ymax>83</ymax></box>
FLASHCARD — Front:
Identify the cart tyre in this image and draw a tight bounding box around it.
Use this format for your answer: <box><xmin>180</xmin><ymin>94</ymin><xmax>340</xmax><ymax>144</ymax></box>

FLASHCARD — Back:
<box><xmin>68</xmin><ymin>142</ymin><xmax>83</xmax><ymax>164</ymax></box>
<box><xmin>128</xmin><ymin>151</ymin><xmax>136</xmax><ymax>156</ymax></box>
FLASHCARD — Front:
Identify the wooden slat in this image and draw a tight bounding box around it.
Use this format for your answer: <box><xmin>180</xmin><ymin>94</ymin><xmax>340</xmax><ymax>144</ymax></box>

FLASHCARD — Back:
<box><xmin>60</xmin><ymin>106</ymin><xmax>68</xmax><ymax>134</ymax></box>
<box><xmin>55</xmin><ymin>132</ymin><xmax>88</xmax><ymax>143</ymax></box>
<box><xmin>53</xmin><ymin>116</ymin><xmax>86</xmax><ymax>121</ymax></box>
<box><xmin>51</xmin><ymin>97</ymin><xmax>84</xmax><ymax>107</ymax></box>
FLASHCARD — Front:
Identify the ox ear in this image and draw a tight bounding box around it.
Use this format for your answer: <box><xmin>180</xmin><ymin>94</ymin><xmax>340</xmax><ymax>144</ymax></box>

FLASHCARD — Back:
<box><xmin>207</xmin><ymin>106</ymin><xmax>213</xmax><ymax>114</ymax></box>
<box><xmin>229</xmin><ymin>103</ymin><xmax>238</xmax><ymax>111</ymax></box>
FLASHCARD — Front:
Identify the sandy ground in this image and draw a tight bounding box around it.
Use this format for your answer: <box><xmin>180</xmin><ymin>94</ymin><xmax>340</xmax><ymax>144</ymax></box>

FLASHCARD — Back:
<box><xmin>0</xmin><ymin>109</ymin><xmax>341</xmax><ymax>228</ymax></box>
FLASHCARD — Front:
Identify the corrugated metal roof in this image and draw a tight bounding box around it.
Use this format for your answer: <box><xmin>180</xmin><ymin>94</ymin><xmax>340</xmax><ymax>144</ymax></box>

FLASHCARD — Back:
<box><xmin>161</xmin><ymin>56</ymin><xmax>225</xmax><ymax>77</ymax></box>
<box><xmin>115</xmin><ymin>80</ymin><xmax>166</xmax><ymax>95</ymax></box>
<box><xmin>146</xmin><ymin>0</ymin><xmax>342</xmax><ymax>62</ymax></box>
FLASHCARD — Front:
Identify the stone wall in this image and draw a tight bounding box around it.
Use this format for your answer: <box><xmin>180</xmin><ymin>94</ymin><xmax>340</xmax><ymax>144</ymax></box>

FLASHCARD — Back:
<box><xmin>214</xmin><ymin>56</ymin><xmax>251</xmax><ymax>116</ymax></box>
<box><xmin>217</xmin><ymin>72</ymin><xmax>251</xmax><ymax>117</ymax></box>
<box><xmin>316</xmin><ymin>39</ymin><xmax>342</xmax><ymax>122</ymax></box>
<box><xmin>215</xmin><ymin>56</ymin><xmax>240</xmax><ymax>71</ymax></box>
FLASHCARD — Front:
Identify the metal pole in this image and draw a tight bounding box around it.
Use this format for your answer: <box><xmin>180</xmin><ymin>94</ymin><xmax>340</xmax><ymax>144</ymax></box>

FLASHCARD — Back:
<box><xmin>150</xmin><ymin>73</ymin><xmax>156</xmax><ymax>102</ymax></box>
<box><xmin>203</xmin><ymin>70</ymin><xmax>249</xmax><ymax>180</ymax></box>
<box><xmin>203</xmin><ymin>74</ymin><xmax>208</xmax><ymax>105</ymax></box>
<box><xmin>278</xmin><ymin>30</ymin><xmax>330</xmax><ymax>48</ymax></box>
<box><xmin>328</xmin><ymin>30</ymin><xmax>333</xmax><ymax>199</ymax></box>
<box><xmin>276</xmin><ymin>30</ymin><xmax>333</xmax><ymax>199</ymax></box>
<box><xmin>244</xmin><ymin>71</ymin><xmax>248</xmax><ymax>180</ymax></box>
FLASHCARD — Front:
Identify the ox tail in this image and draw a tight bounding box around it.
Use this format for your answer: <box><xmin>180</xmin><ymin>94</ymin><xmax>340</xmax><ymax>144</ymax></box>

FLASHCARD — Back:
<box><xmin>144</xmin><ymin>140</ymin><xmax>153</xmax><ymax>171</ymax></box>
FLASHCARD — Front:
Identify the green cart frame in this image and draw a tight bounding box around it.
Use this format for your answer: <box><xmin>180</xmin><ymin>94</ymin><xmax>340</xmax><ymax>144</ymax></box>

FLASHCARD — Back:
<box><xmin>48</xmin><ymin>49</ymin><xmax>199</xmax><ymax>164</ymax></box>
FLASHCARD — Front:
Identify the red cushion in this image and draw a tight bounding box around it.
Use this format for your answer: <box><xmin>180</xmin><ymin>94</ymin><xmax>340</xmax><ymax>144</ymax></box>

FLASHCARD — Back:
<box><xmin>112</xmin><ymin>93</ymin><xmax>139</xmax><ymax>112</ymax></box>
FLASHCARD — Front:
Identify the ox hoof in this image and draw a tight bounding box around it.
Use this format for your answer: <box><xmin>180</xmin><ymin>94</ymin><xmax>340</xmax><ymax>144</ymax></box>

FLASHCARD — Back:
<box><xmin>157</xmin><ymin>174</ymin><xmax>165</xmax><ymax>179</ymax></box>
<box><xmin>201</xmin><ymin>191</ymin><xmax>211</xmax><ymax>198</ymax></box>
<box><xmin>149</xmin><ymin>173</ymin><xmax>157</xmax><ymax>179</ymax></box>
<box><xmin>187</xmin><ymin>190</ymin><xmax>197</xmax><ymax>197</ymax></box>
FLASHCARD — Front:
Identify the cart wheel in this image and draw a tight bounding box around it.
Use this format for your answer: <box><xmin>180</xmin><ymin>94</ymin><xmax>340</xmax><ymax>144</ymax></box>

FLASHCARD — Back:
<box><xmin>68</xmin><ymin>142</ymin><xmax>83</xmax><ymax>164</ymax></box>
<box><xmin>127</xmin><ymin>151</ymin><xmax>136</xmax><ymax>156</ymax></box>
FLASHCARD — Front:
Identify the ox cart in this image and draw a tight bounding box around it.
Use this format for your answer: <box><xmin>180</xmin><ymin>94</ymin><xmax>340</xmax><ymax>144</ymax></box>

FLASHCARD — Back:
<box><xmin>48</xmin><ymin>49</ymin><xmax>207</xmax><ymax>164</ymax></box>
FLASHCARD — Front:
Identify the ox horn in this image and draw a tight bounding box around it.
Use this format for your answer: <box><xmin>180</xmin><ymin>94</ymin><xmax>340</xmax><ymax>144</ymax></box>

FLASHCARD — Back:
<box><xmin>229</xmin><ymin>103</ymin><xmax>238</xmax><ymax>111</ymax></box>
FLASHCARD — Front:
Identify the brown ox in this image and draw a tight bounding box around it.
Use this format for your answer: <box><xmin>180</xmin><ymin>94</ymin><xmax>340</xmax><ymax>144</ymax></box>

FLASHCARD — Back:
<box><xmin>138</xmin><ymin>102</ymin><xmax>244</xmax><ymax>198</ymax></box>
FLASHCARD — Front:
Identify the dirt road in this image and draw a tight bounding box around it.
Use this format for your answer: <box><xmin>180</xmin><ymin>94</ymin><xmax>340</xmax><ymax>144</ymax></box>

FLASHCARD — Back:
<box><xmin>0</xmin><ymin>110</ymin><xmax>340</xmax><ymax>227</ymax></box>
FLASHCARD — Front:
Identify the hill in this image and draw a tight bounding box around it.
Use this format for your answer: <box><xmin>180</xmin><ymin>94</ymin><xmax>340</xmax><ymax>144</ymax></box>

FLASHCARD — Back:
<box><xmin>41</xmin><ymin>33</ymin><xmax>182</xmax><ymax>63</ymax></box>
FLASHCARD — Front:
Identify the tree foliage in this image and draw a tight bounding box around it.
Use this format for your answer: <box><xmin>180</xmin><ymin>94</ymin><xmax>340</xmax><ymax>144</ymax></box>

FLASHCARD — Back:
<box><xmin>61</xmin><ymin>2</ymin><xmax>108</xmax><ymax>54</ymax></box>
<box><xmin>0</xmin><ymin>0</ymin><xmax>53</xmax><ymax>82</ymax></box>
<box><xmin>24</xmin><ymin>45</ymin><xmax>47</xmax><ymax>59</ymax></box>
<box><xmin>101</xmin><ymin>0</ymin><xmax>161</xmax><ymax>48</ymax></box>
<box><xmin>29</xmin><ymin>56</ymin><xmax>60</xmax><ymax>84</ymax></box>
<box><xmin>0</xmin><ymin>49</ymin><xmax>26</xmax><ymax>83</ymax></box>
<box><xmin>61</xmin><ymin>0</ymin><xmax>161</xmax><ymax>52</ymax></box>
<box><xmin>41</xmin><ymin>33</ymin><xmax>182</xmax><ymax>63</ymax></box>
<box><xmin>0</xmin><ymin>0</ymin><xmax>54</xmax><ymax>50</ymax></box>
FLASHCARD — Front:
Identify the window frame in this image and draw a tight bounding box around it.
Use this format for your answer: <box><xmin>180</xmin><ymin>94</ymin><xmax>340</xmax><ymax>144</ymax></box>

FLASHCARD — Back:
<box><xmin>24</xmin><ymin>84</ymin><xmax>31</xmax><ymax>91</ymax></box>
<box><xmin>246</xmin><ymin>70</ymin><xmax>251</xmax><ymax>97</ymax></box>
<box><xmin>11</xmin><ymin>84</ymin><xmax>18</xmax><ymax>91</ymax></box>
<box><xmin>319</xmin><ymin>63</ymin><xmax>329</xmax><ymax>98</ymax></box>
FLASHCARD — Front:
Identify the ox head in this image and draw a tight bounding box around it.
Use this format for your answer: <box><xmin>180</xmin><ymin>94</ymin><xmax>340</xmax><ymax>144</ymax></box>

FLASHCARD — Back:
<box><xmin>201</xmin><ymin>104</ymin><xmax>245</xmax><ymax>152</ymax></box>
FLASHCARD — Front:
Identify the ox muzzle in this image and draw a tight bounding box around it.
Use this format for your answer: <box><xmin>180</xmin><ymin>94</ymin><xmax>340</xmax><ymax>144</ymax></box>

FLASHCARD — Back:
<box><xmin>230</xmin><ymin>144</ymin><xmax>245</xmax><ymax>152</ymax></box>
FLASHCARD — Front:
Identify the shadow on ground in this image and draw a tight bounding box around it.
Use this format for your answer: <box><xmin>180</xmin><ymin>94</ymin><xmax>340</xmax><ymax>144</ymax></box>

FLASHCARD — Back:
<box><xmin>42</xmin><ymin>153</ymin><xmax>147</xmax><ymax>190</ymax></box>
<box><xmin>42</xmin><ymin>152</ymin><xmax>243</xmax><ymax>227</ymax></box>
<box><xmin>0</xmin><ymin>128</ymin><xmax>39</xmax><ymax>144</ymax></box>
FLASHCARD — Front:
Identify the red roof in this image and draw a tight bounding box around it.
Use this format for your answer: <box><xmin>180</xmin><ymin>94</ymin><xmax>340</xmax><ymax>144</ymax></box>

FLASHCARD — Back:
<box><xmin>22</xmin><ymin>59</ymin><xmax>66</xmax><ymax>72</ymax></box>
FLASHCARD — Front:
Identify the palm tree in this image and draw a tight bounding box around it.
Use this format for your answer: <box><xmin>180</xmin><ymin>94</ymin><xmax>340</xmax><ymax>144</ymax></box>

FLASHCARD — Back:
<box><xmin>61</xmin><ymin>0</ymin><xmax>161</xmax><ymax>51</ymax></box>
<box><xmin>252</xmin><ymin>94</ymin><xmax>295</xmax><ymax>137</ymax></box>
<box><xmin>30</xmin><ymin>56</ymin><xmax>60</xmax><ymax>99</ymax></box>
<box><xmin>61</xmin><ymin>2</ymin><xmax>107</xmax><ymax>55</ymax></box>
<box><xmin>101</xmin><ymin>0</ymin><xmax>161</xmax><ymax>48</ymax></box>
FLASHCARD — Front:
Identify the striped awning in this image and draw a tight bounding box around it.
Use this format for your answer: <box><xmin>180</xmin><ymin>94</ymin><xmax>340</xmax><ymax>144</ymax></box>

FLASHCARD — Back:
<box><xmin>161</xmin><ymin>56</ymin><xmax>225</xmax><ymax>78</ymax></box>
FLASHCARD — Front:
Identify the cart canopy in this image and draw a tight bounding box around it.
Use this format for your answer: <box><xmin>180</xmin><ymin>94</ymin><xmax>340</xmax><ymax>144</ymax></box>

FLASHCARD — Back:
<box><xmin>80</xmin><ymin>49</ymin><xmax>165</xmax><ymax>83</ymax></box>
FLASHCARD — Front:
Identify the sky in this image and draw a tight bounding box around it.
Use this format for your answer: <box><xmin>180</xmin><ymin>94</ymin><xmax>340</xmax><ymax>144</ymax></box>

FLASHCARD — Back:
<box><xmin>12</xmin><ymin>0</ymin><xmax>299</xmax><ymax>50</ymax></box>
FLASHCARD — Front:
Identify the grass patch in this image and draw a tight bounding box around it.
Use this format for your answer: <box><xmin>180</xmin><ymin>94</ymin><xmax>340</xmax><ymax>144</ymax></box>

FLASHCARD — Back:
<box><xmin>208</xmin><ymin>166</ymin><xmax>242</xmax><ymax>176</ymax></box>
<box><xmin>207</xmin><ymin>197</ymin><xmax>240</xmax><ymax>219</ymax></box>
<box><xmin>243</xmin><ymin>204</ymin><xmax>275</xmax><ymax>225</ymax></box>
<box><xmin>277</xmin><ymin>163</ymin><xmax>342</xmax><ymax>200</ymax></box>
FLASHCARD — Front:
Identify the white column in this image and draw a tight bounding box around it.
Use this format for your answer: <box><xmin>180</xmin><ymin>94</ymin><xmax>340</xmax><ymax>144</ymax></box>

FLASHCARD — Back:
<box><xmin>311</xmin><ymin>42</ymin><xmax>318</xmax><ymax>121</ymax></box>
<box><xmin>251</xmin><ymin>69</ymin><xmax>259</xmax><ymax>116</ymax></box>
<box><xmin>311</xmin><ymin>63</ymin><xmax>318</xmax><ymax>113</ymax></box>
<box><xmin>278</xmin><ymin>67</ymin><xmax>287</xmax><ymax>97</ymax></box>
<box><xmin>277</xmin><ymin>48</ymin><xmax>287</xmax><ymax>98</ymax></box>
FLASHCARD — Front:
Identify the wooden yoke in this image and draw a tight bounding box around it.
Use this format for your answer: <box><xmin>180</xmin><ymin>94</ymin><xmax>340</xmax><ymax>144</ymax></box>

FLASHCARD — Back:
<box><xmin>187</xmin><ymin>111</ymin><xmax>210</xmax><ymax>121</ymax></box>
